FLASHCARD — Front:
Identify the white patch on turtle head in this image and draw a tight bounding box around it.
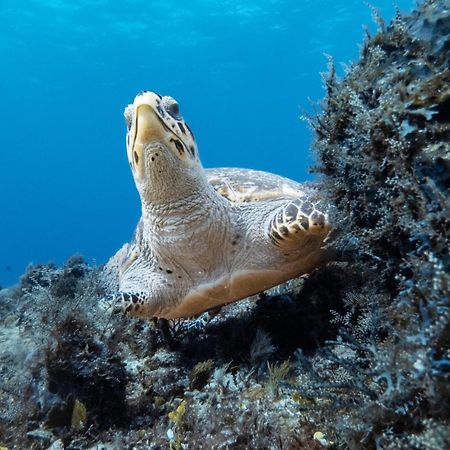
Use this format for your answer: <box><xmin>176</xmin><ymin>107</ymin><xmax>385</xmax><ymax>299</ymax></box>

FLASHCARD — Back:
<box><xmin>124</xmin><ymin>91</ymin><xmax>199</xmax><ymax>183</ymax></box>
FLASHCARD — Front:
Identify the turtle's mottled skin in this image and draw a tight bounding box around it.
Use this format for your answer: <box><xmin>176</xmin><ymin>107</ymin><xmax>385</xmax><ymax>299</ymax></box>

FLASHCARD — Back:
<box><xmin>104</xmin><ymin>91</ymin><xmax>331</xmax><ymax>319</ymax></box>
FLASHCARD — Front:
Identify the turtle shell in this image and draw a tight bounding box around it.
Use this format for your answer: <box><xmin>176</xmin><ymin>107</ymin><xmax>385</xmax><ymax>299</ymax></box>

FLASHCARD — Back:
<box><xmin>206</xmin><ymin>167</ymin><xmax>312</xmax><ymax>203</ymax></box>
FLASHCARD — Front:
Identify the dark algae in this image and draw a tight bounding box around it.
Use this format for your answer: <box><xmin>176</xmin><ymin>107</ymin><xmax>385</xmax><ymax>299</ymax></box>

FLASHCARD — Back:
<box><xmin>0</xmin><ymin>1</ymin><xmax>448</xmax><ymax>448</ymax></box>
<box><xmin>307</xmin><ymin>0</ymin><xmax>450</xmax><ymax>447</ymax></box>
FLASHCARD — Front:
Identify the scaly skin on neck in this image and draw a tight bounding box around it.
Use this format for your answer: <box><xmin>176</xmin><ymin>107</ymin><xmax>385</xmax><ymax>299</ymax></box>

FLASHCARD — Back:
<box><xmin>140</xmin><ymin>179</ymin><xmax>230</xmax><ymax>253</ymax></box>
<box><xmin>128</xmin><ymin>113</ymin><xmax>231</xmax><ymax>266</ymax></box>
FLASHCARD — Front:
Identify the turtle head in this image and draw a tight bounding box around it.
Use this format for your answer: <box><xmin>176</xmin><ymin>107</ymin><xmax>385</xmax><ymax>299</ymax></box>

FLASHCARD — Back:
<box><xmin>124</xmin><ymin>91</ymin><xmax>201</xmax><ymax>193</ymax></box>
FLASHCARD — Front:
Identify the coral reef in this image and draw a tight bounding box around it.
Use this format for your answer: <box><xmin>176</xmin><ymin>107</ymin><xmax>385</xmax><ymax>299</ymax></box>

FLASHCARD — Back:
<box><xmin>0</xmin><ymin>1</ymin><xmax>448</xmax><ymax>449</ymax></box>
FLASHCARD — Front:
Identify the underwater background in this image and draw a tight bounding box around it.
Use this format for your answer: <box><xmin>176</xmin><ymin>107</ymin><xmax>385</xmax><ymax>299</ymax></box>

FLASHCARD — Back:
<box><xmin>1</xmin><ymin>2</ymin><xmax>448</xmax><ymax>448</ymax></box>
<box><xmin>0</xmin><ymin>0</ymin><xmax>413</xmax><ymax>287</ymax></box>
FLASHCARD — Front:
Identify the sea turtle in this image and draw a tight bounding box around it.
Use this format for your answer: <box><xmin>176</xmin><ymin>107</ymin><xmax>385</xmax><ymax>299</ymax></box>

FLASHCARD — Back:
<box><xmin>104</xmin><ymin>91</ymin><xmax>331</xmax><ymax>320</ymax></box>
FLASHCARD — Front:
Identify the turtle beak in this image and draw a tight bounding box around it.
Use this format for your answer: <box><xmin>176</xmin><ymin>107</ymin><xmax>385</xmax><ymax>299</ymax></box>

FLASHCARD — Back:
<box><xmin>134</xmin><ymin>104</ymin><xmax>166</xmax><ymax>142</ymax></box>
<box><xmin>126</xmin><ymin>100</ymin><xmax>166</xmax><ymax>181</ymax></box>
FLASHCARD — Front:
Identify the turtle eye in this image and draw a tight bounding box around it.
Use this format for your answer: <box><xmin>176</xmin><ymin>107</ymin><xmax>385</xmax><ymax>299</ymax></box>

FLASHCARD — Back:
<box><xmin>166</xmin><ymin>101</ymin><xmax>180</xmax><ymax>119</ymax></box>
<box><xmin>162</xmin><ymin>96</ymin><xmax>181</xmax><ymax>120</ymax></box>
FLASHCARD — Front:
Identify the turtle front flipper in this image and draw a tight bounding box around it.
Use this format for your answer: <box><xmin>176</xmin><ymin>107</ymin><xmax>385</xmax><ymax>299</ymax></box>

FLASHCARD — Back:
<box><xmin>102</xmin><ymin>291</ymin><xmax>151</xmax><ymax>316</ymax></box>
<box><xmin>268</xmin><ymin>197</ymin><xmax>330</xmax><ymax>248</ymax></box>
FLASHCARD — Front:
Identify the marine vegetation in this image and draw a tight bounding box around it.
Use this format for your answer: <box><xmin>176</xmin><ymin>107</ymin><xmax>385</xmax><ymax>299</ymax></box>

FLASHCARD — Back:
<box><xmin>302</xmin><ymin>0</ymin><xmax>450</xmax><ymax>447</ymax></box>
<box><xmin>0</xmin><ymin>0</ymin><xmax>448</xmax><ymax>448</ymax></box>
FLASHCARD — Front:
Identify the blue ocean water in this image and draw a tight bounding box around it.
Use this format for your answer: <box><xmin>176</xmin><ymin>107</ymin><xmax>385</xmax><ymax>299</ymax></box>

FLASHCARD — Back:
<box><xmin>0</xmin><ymin>0</ymin><xmax>413</xmax><ymax>287</ymax></box>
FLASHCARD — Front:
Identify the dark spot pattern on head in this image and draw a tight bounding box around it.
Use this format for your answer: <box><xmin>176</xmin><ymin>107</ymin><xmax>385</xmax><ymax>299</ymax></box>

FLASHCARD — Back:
<box><xmin>134</xmin><ymin>151</ymin><xmax>139</xmax><ymax>164</ymax></box>
<box><xmin>170</xmin><ymin>138</ymin><xmax>184</xmax><ymax>154</ymax></box>
<box><xmin>175</xmin><ymin>140</ymin><xmax>184</xmax><ymax>152</ymax></box>
<box><xmin>185</xmin><ymin>122</ymin><xmax>195</xmax><ymax>139</ymax></box>
<box><xmin>166</xmin><ymin>269</ymin><xmax>173</xmax><ymax>274</ymax></box>
<box><xmin>156</xmin><ymin>104</ymin><xmax>166</xmax><ymax>118</ymax></box>
<box><xmin>189</xmin><ymin>145</ymin><xmax>196</xmax><ymax>157</ymax></box>
<box><xmin>178</xmin><ymin>122</ymin><xmax>186</xmax><ymax>134</ymax></box>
